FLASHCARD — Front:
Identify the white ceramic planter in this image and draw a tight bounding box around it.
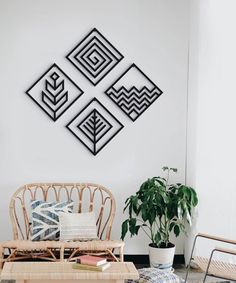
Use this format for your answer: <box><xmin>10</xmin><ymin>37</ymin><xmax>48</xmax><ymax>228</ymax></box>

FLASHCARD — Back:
<box><xmin>148</xmin><ymin>243</ymin><xmax>175</xmax><ymax>271</ymax></box>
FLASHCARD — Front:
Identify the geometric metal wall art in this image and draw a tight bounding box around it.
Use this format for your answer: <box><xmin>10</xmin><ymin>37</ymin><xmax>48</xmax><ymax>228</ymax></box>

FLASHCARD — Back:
<box><xmin>25</xmin><ymin>28</ymin><xmax>163</xmax><ymax>155</ymax></box>
<box><xmin>66</xmin><ymin>28</ymin><xmax>124</xmax><ymax>86</ymax></box>
<box><xmin>26</xmin><ymin>63</ymin><xmax>84</xmax><ymax>121</ymax></box>
<box><xmin>105</xmin><ymin>64</ymin><xmax>163</xmax><ymax>121</ymax></box>
<box><xmin>66</xmin><ymin>98</ymin><xmax>124</xmax><ymax>155</ymax></box>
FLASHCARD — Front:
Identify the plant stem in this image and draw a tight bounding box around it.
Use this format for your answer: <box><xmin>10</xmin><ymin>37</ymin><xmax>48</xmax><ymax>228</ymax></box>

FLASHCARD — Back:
<box><xmin>150</xmin><ymin>224</ymin><xmax>155</xmax><ymax>243</ymax></box>
<box><xmin>164</xmin><ymin>169</ymin><xmax>170</xmax><ymax>247</ymax></box>
<box><xmin>140</xmin><ymin>226</ymin><xmax>152</xmax><ymax>241</ymax></box>
<box><xmin>136</xmin><ymin>219</ymin><xmax>152</xmax><ymax>232</ymax></box>
<box><xmin>166</xmin><ymin>168</ymin><xmax>170</xmax><ymax>188</ymax></box>
<box><xmin>136</xmin><ymin>218</ymin><xmax>154</xmax><ymax>242</ymax></box>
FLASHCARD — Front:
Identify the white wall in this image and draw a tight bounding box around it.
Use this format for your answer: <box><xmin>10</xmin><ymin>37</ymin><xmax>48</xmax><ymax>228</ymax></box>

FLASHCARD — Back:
<box><xmin>186</xmin><ymin>0</ymin><xmax>236</xmax><ymax>260</ymax></box>
<box><xmin>0</xmin><ymin>0</ymin><xmax>189</xmax><ymax>254</ymax></box>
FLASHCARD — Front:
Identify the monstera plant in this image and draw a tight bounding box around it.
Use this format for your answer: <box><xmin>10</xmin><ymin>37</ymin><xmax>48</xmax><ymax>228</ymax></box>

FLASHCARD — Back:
<box><xmin>121</xmin><ymin>167</ymin><xmax>198</xmax><ymax>270</ymax></box>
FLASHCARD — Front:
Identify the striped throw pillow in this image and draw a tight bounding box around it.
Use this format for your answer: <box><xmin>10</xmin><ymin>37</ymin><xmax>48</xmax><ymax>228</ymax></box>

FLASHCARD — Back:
<box><xmin>31</xmin><ymin>200</ymin><xmax>74</xmax><ymax>241</ymax></box>
<box><xmin>59</xmin><ymin>212</ymin><xmax>98</xmax><ymax>241</ymax></box>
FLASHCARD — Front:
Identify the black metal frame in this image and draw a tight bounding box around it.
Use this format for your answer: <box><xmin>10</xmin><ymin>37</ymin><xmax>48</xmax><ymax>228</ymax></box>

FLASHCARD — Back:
<box><xmin>66</xmin><ymin>97</ymin><xmax>124</xmax><ymax>155</ymax></box>
<box><xmin>26</xmin><ymin>63</ymin><xmax>84</xmax><ymax>121</ymax></box>
<box><xmin>105</xmin><ymin>64</ymin><xmax>163</xmax><ymax>122</ymax></box>
<box><xmin>185</xmin><ymin>233</ymin><xmax>236</xmax><ymax>283</ymax></box>
<box><xmin>66</xmin><ymin>28</ymin><xmax>124</xmax><ymax>86</ymax></box>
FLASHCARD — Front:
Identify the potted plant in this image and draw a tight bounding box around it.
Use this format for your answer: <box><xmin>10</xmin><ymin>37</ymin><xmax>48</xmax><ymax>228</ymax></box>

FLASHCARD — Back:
<box><xmin>121</xmin><ymin>166</ymin><xmax>198</xmax><ymax>271</ymax></box>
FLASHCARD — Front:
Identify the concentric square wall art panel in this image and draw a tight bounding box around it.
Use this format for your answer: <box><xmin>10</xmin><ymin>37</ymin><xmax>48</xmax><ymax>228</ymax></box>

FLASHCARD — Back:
<box><xmin>25</xmin><ymin>28</ymin><xmax>163</xmax><ymax>155</ymax></box>
<box><xmin>66</xmin><ymin>28</ymin><xmax>124</xmax><ymax>86</ymax></box>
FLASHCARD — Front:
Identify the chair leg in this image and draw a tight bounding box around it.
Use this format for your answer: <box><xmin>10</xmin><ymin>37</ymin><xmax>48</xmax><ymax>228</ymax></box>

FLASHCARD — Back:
<box><xmin>184</xmin><ymin>235</ymin><xmax>199</xmax><ymax>283</ymax></box>
<box><xmin>202</xmin><ymin>249</ymin><xmax>215</xmax><ymax>283</ymax></box>
<box><xmin>203</xmin><ymin>272</ymin><xmax>208</xmax><ymax>283</ymax></box>
<box><xmin>60</xmin><ymin>246</ymin><xmax>65</xmax><ymax>262</ymax></box>
<box><xmin>121</xmin><ymin>246</ymin><xmax>124</xmax><ymax>262</ymax></box>
<box><xmin>0</xmin><ymin>245</ymin><xmax>4</xmax><ymax>270</ymax></box>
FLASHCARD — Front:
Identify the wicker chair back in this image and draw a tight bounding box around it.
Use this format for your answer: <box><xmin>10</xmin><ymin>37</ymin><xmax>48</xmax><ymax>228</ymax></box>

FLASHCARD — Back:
<box><xmin>9</xmin><ymin>183</ymin><xmax>116</xmax><ymax>241</ymax></box>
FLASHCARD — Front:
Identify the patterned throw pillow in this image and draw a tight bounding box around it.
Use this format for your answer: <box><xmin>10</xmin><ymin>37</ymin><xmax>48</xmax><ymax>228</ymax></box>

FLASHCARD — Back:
<box><xmin>59</xmin><ymin>212</ymin><xmax>98</xmax><ymax>241</ymax></box>
<box><xmin>31</xmin><ymin>200</ymin><xmax>74</xmax><ymax>241</ymax></box>
<box><xmin>126</xmin><ymin>268</ymin><xmax>181</xmax><ymax>283</ymax></box>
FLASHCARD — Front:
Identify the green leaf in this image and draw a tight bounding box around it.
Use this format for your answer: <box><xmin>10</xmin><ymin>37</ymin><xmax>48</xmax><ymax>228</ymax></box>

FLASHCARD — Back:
<box><xmin>121</xmin><ymin>220</ymin><xmax>129</xmax><ymax>240</ymax></box>
<box><xmin>169</xmin><ymin>222</ymin><xmax>175</xmax><ymax>232</ymax></box>
<box><xmin>123</xmin><ymin>198</ymin><xmax>130</xmax><ymax>212</ymax></box>
<box><xmin>190</xmin><ymin>189</ymin><xmax>198</xmax><ymax>206</ymax></box>
<box><xmin>135</xmin><ymin>225</ymin><xmax>141</xmax><ymax>235</ymax></box>
<box><xmin>129</xmin><ymin>218</ymin><xmax>137</xmax><ymax>236</ymax></box>
<box><xmin>128</xmin><ymin>197</ymin><xmax>134</xmax><ymax>218</ymax></box>
<box><xmin>174</xmin><ymin>225</ymin><xmax>180</xmax><ymax>237</ymax></box>
<box><xmin>141</xmin><ymin>206</ymin><xmax>148</xmax><ymax>222</ymax></box>
<box><xmin>154</xmin><ymin>232</ymin><xmax>162</xmax><ymax>245</ymax></box>
<box><xmin>132</xmin><ymin>197</ymin><xmax>139</xmax><ymax>214</ymax></box>
<box><xmin>154</xmin><ymin>178</ymin><xmax>166</xmax><ymax>187</ymax></box>
<box><xmin>179</xmin><ymin>223</ymin><xmax>186</xmax><ymax>232</ymax></box>
<box><xmin>159</xmin><ymin>190</ymin><xmax>168</xmax><ymax>203</ymax></box>
<box><xmin>148</xmin><ymin>210</ymin><xmax>156</xmax><ymax>226</ymax></box>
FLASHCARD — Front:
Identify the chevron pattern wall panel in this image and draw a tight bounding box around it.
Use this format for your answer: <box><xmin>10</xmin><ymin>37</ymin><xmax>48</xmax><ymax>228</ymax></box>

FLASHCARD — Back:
<box><xmin>105</xmin><ymin>64</ymin><xmax>163</xmax><ymax>121</ymax></box>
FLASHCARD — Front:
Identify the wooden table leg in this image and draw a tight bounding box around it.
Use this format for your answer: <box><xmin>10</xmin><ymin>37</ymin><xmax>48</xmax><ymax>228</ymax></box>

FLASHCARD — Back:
<box><xmin>119</xmin><ymin>245</ymin><xmax>124</xmax><ymax>262</ymax></box>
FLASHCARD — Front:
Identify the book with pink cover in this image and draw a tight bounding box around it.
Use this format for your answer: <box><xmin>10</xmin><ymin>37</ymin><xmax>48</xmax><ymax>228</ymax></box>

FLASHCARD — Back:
<box><xmin>77</xmin><ymin>255</ymin><xmax>107</xmax><ymax>266</ymax></box>
<box><xmin>72</xmin><ymin>262</ymin><xmax>111</xmax><ymax>272</ymax></box>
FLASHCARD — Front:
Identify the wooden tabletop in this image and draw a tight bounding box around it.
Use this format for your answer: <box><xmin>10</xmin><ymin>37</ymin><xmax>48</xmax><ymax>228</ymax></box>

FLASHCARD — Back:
<box><xmin>1</xmin><ymin>262</ymin><xmax>139</xmax><ymax>281</ymax></box>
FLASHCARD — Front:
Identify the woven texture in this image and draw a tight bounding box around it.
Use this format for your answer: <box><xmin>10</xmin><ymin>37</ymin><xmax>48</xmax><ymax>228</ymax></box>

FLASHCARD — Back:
<box><xmin>126</xmin><ymin>268</ymin><xmax>181</xmax><ymax>283</ymax></box>
<box><xmin>31</xmin><ymin>200</ymin><xmax>73</xmax><ymax>241</ymax></box>
<box><xmin>194</xmin><ymin>256</ymin><xmax>236</xmax><ymax>281</ymax></box>
<box><xmin>2</xmin><ymin>239</ymin><xmax>124</xmax><ymax>250</ymax></box>
<box><xmin>1</xmin><ymin>262</ymin><xmax>139</xmax><ymax>281</ymax></box>
<box><xmin>2</xmin><ymin>183</ymin><xmax>124</xmax><ymax>263</ymax></box>
<box><xmin>59</xmin><ymin>212</ymin><xmax>98</xmax><ymax>241</ymax></box>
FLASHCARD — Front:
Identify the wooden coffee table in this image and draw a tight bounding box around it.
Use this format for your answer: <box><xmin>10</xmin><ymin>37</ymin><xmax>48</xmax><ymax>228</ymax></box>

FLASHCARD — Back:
<box><xmin>1</xmin><ymin>262</ymin><xmax>139</xmax><ymax>283</ymax></box>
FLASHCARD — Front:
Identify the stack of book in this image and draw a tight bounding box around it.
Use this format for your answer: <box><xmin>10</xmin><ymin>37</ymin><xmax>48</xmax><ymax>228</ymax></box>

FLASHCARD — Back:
<box><xmin>72</xmin><ymin>255</ymin><xmax>111</xmax><ymax>272</ymax></box>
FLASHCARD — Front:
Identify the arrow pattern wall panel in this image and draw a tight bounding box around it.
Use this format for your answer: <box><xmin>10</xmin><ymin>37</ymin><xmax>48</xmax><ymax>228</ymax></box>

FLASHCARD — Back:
<box><xmin>26</xmin><ymin>63</ymin><xmax>84</xmax><ymax>121</ymax></box>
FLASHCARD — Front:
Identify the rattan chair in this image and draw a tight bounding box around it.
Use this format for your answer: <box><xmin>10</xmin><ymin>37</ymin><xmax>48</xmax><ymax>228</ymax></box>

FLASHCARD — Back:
<box><xmin>185</xmin><ymin>233</ymin><xmax>236</xmax><ymax>282</ymax></box>
<box><xmin>0</xmin><ymin>183</ymin><xmax>124</xmax><ymax>269</ymax></box>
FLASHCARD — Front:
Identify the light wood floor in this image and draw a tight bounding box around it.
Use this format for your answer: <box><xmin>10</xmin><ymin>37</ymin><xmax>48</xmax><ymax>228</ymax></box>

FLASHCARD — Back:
<box><xmin>174</xmin><ymin>264</ymin><xmax>230</xmax><ymax>283</ymax></box>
